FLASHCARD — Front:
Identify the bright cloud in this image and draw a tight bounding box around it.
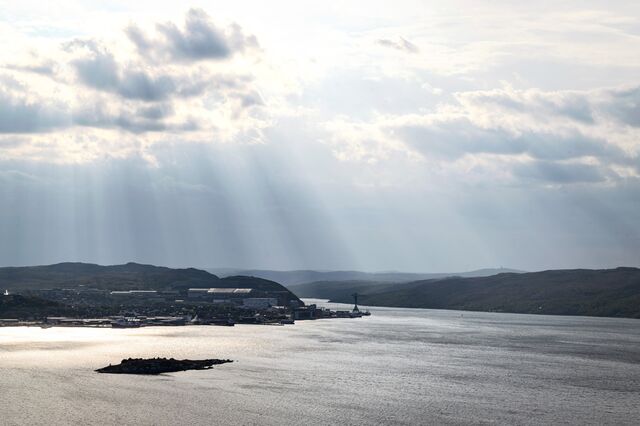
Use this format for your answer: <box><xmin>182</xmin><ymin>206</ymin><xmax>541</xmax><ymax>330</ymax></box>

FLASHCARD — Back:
<box><xmin>0</xmin><ymin>8</ymin><xmax>271</xmax><ymax>163</ymax></box>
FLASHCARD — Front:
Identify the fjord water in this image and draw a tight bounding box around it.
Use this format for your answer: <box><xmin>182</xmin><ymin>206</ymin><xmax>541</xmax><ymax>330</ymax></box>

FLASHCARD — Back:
<box><xmin>1</xmin><ymin>302</ymin><xmax>638</xmax><ymax>425</ymax></box>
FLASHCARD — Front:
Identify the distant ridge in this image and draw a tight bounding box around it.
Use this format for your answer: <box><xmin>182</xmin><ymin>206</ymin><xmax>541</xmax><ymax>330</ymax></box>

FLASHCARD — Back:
<box><xmin>0</xmin><ymin>262</ymin><xmax>219</xmax><ymax>291</ymax></box>
<box><xmin>207</xmin><ymin>267</ymin><xmax>525</xmax><ymax>286</ymax></box>
<box><xmin>290</xmin><ymin>267</ymin><xmax>640</xmax><ymax>319</ymax></box>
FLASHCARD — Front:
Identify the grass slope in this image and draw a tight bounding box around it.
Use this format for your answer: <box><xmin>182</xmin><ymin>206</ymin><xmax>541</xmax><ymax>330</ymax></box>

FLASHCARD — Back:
<box><xmin>0</xmin><ymin>263</ymin><xmax>301</xmax><ymax>303</ymax></box>
<box><xmin>291</xmin><ymin>268</ymin><xmax>640</xmax><ymax>318</ymax></box>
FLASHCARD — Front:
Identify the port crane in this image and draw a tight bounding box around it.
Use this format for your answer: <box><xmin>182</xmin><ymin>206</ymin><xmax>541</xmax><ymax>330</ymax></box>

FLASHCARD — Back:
<box><xmin>351</xmin><ymin>293</ymin><xmax>359</xmax><ymax>313</ymax></box>
<box><xmin>351</xmin><ymin>292</ymin><xmax>371</xmax><ymax>316</ymax></box>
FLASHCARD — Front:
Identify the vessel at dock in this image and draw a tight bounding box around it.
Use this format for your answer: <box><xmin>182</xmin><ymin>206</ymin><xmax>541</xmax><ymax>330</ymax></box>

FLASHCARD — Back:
<box><xmin>111</xmin><ymin>318</ymin><xmax>142</xmax><ymax>328</ymax></box>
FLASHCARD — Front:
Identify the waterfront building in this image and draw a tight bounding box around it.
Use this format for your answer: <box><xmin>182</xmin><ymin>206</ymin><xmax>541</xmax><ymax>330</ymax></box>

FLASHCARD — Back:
<box><xmin>242</xmin><ymin>298</ymin><xmax>278</xmax><ymax>309</ymax></box>
<box><xmin>187</xmin><ymin>288</ymin><xmax>254</xmax><ymax>302</ymax></box>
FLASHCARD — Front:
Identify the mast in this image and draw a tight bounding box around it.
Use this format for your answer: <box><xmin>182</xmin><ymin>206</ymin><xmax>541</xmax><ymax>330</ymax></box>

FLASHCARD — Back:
<box><xmin>352</xmin><ymin>292</ymin><xmax>359</xmax><ymax>312</ymax></box>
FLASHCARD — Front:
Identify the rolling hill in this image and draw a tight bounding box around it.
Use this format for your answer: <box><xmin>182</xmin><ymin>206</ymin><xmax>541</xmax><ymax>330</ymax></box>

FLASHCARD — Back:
<box><xmin>0</xmin><ymin>262</ymin><xmax>301</xmax><ymax>303</ymax></box>
<box><xmin>208</xmin><ymin>267</ymin><xmax>523</xmax><ymax>286</ymax></box>
<box><xmin>289</xmin><ymin>268</ymin><xmax>640</xmax><ymax>318</ymax></box>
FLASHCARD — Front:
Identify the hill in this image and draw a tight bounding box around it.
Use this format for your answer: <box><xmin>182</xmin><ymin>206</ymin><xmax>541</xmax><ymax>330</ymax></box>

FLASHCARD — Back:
<box><xmin>0</xmin><ymin>262</ymin><xmax>300</xmax><ymax>303</ymax></box>
<box><xmin>292</xmin><ymin>268</ymin><xmax>640</xmax><ymax>319</ymax></box>
<box><xmin>208</xmin><ymin>267</ymin><xmax>523</xmax><ymax>286</ymax></box>
<box><xmin>0</xmin><ymin>262</ymin><xmax>219</xmax><ymax>291</ymax></box>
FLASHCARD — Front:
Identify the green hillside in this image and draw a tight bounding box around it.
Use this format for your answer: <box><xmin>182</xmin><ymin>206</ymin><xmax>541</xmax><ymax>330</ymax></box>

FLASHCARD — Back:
<box><xmin>290</xmin><ymin>268</ymin><xmax>640</xmax><ymax>318</ymax></box>
<box><xmin>0</xmin><ymin>262</ymin><xmax>301</xmax><ymax>303</ymax></box>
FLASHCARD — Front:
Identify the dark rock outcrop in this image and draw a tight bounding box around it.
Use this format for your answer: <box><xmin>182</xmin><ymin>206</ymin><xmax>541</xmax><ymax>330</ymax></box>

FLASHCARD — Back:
<box><xmin>96</xmin><ymin>357</ymin><xmax>233</xmax><ymax>375</ymax></box>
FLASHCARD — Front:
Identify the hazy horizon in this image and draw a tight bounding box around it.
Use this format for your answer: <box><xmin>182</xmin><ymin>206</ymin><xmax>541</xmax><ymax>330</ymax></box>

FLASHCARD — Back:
<box><xmin>3</xmin><ymin>260</ymin><xmax>639</xmax><ymax>276</ymax></box>
<box><xmin>0</xmin><ymin>259</ymin><xmax>521</xmax><ymax>274</ymax></box>
<box><xmin>1</xmin><ymin>1</ymin><xmax>639</xmax><ymax>272</ymax></box>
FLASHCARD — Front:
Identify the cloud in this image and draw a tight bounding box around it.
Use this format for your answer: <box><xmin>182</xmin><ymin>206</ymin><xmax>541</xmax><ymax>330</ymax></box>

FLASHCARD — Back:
<box><xmin>2</xmin><ymin>2</ymin><xmax>640</xmax><ymax>272</ymax></box>
<box><xmin>325</xmin><ymin>84</ymin><xmax>640</xmax><ymax>185</ymax></box>
<box><xmin>456</xmin><ymin>88</ymin><xmax>596</xmax><ymax>124</ymax></box>
<box><xmin>512</xmin><ymin>160</ymin><xmax>608</xmax><ymax>184</ymax></box>
<box><xmin>116</xmin><ymin>71</ymin><xmax>178</xmax><ymax>102</ymax></box>
<box><xmin>0</xmin><ymin>136</ymin><xmax>29</xmax><ymax>149</ymax></box>
<box><xmin>398</xmin><ymin>118</ymin><xmax>627</xmax><ymax>163</ymax></box>
<box><xmin>2</xmin><ymin>5</ymin><xmax>637</xmax><ymax>189</ymax></box>
<box><xmin>127</xmin><ymin>8</ymin><xmax>258</xmax><ymax>62</ymax></box>
<box><xmin>603</xmin><ymin>86</ymin><xmax>640</xmax><ymax>127</ymax></box>
<box><xmin>236</xmin><ymin>90</ymin><xmax>264</xmax><ymax>108</ymax></box>
<box><xmin>455</xmin><ymin>85</ymin><xmax>640</xmax><ymax>130</ymax></box>
<box><xmin>0</xmin><ymin>8</ymin><xmax>301</xmax><ymax>162</ymax></box>
<box><xmin>72</xmin><ymin>101</ymin><xmax>197</xmax><ymax>134</ymax></box>
<box><xmin>68</xmin><ymin>41</ymin><xmax>212</xmax><ymax>102</ymax></box>
<box><xmin>4</xmin><ymin>60</ymin><xmax>57</xmax><ymax>75</ymax></box>
<box><xmin>68</xmin><ymin>41</ymin><xmax>120</xmax><ymax>90</ymax></box>
<box><xmin>138</xmin><ymin>103</ymin><xmax>174</xmax><ymax>120</ymax></box>
<box><xmin>377</xmin><ymin>37</ymin><xmax>419</xmax><ymax>54</ymax></box>
<box><xmin>0</xmin><ymin>90</ymin><xmax>69</xmax><ymax>133</ymax></box>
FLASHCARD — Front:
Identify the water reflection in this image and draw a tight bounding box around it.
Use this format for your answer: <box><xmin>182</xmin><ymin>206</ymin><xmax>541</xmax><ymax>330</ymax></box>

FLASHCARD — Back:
<box><xmin>1</xmin><ymin>306</ymin><xmax>639</xmax><ymax>425</ymax></box>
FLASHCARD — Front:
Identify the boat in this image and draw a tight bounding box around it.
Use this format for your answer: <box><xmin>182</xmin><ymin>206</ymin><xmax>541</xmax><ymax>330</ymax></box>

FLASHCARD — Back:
<box><xmin>111</xmin><ymin>318</ymin><xmax>142</xmax><ymax>328</ymax></box>
<box><xmin>348</xmin><ymin>292</ymin><xmax>371</xmax><ymax>318</ymax></box>
<box><xmin>208</xmin><ymin>318</ymin><xmax>235</xmax><ymax>326</ymax></box>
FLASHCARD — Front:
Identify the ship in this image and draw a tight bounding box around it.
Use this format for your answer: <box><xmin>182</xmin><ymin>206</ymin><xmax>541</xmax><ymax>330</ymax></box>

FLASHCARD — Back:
<box><xmin>350</xmin><ymin>293</ymin><xmax>371</xmax><ymax>317</ymax></box>
<box><xmin>111</xmin><ymin>318</ymin><xmax>142</xmax><ymax>328</ymax></box>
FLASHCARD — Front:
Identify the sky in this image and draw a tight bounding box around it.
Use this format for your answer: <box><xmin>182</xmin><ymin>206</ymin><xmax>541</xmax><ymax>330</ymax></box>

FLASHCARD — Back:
<box><xmin>0</xmin><ymin>1</ymin><xmax>639</xmax><ymax>272</ymax></box>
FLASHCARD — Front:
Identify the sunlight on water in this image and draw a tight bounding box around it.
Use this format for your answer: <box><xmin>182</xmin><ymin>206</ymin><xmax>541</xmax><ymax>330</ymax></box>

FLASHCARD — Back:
<box><xmin>1</xmin><ymin>307</ymin><xmax>639</xmax><ymax>425</ymax></box>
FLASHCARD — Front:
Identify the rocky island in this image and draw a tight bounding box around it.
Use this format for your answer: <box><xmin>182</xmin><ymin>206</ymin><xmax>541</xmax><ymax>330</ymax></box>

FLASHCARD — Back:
<box><xmin>96</xmin><ymin>357</ymin><xmax>233</xmax><ymax>375</ymax></box>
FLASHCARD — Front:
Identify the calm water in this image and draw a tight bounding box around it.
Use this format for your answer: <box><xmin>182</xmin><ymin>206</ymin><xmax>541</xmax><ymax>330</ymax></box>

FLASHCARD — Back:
<box><xmin>0</xmin><ymin>301</ymin><xmax>639</xmax><ymax>425</ymax></box>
